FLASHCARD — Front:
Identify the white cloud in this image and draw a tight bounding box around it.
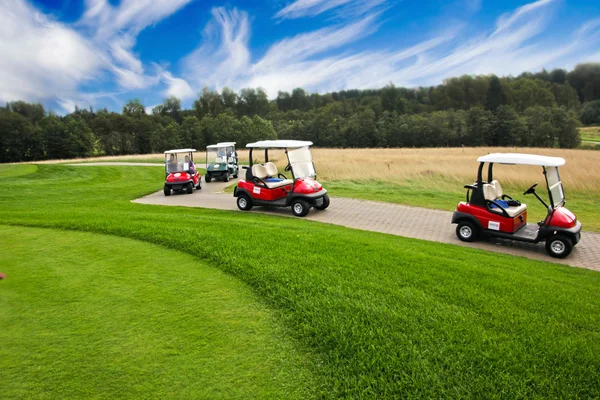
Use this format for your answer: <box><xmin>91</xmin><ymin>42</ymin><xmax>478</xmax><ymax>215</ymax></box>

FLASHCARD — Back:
<box><xmin>0</xmin><ymin>0</ymin><xmax>105</xmax><ymax>102</ymax></box>
<box><xmin>0</xmin><ymin>0</ymin><xmax>193</xmax><ymax>108</ymax></box>
<box><xmin>161</xmin><ymin>70</ymin><xmax>195</xmax><ymax>100</ymax></box>
<box><xmin>183</xmin><ymin>7</ymin><xmax>251</xmax><ymax>91</ymax></box>
<box><xmin>275</xmin><ymin>0</ymin><xmax>386</xmax><ymax>20</ymax></box>
<box><xmin>181</xmin><ymin>0</ymin><xmax>600</xmax><ymax>98</ymax></box>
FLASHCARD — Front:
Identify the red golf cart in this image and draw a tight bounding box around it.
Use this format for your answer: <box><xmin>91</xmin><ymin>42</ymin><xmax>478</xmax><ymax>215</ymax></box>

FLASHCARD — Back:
<box><xmin>163</xmin><ymin>148</ymin><xmax>202</xmax><ymax>196</ymax></box>
<box><xmin>452</xmin><ymin>153</ymin><xmax>582</xmax><ymax>258</ymax></box>
<box><xmin>233</xmin><ymin>140</ymin><xmax>329</xmax><ymax>217</ymax></box>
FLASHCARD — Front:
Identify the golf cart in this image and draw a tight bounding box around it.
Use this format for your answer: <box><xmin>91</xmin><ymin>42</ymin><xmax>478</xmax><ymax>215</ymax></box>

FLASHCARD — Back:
<box><xmin>452</xmin><ymin>153</ymin><xmax>582</xmax><ymax>258</ymax></box>
<box><xmin>205</xmin><ymin>142</ymin><xmax>238</xmax><ymax>182</ymax></box>
<box><xmin>233</xmin><ymin>140</ymin><xmax>329</xmax><ymax>217</ymax></box>
<box><xmin>163</xmin><ymin>149</ymin><xmax>202</xmax><ymax>196</ymax></box>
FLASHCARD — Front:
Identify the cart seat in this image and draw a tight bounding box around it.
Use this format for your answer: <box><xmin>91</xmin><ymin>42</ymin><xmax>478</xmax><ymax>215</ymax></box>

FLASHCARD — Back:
<box><xmin>491</xmin><ymin>180</ymin><xmax>504</xmax><ymax>197</ymax></box>
<box><xmin>503</xmin><ymin>204</ymin><xmax>527</xmax><ymax>218</ymax></box>
<box><xmin>484</xmin><ymin>183</ymin><xmax>526</xmax><ymax>217</ymax></box>
<box><xmin>252</xmin><ymin>164</ymin><xmax>293</xmax><ymax>188</ymax></box>
<box><xmin>265</xmin><ymin>162</ymin><xmax>278</xmax><ymax>177</ymax></box>
<box><xmin>265</xmin><ymin>179</ymin><xmax>293</xmax><ymax>188</ymax></box>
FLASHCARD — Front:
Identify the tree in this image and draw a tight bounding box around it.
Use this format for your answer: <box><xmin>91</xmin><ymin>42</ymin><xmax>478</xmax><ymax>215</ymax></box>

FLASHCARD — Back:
<box><xmin>221</xmin><ymin>87</ymin><xmax>237</xmax><ymax>111</ymax></box>
<box><xmin>64</xmin><ymin>117</ymin><xmax>96</xmax><ymax>157</ymax></box>
<box><xmin>237</xmin><ymin>88</ymin><xmax>270</xmax><ymax>117</ymax></box>
<box><xmin>506</xmin><ymin>78</ymin><xmax>556</xmax><ymax>111</ymax></box>
<box><xmin>7</xmin><ymin>101</ymin><xmax>45</xmax><ymax>124</ymax></box>
<box><xmin>580</xmin><ymin>100</ymin><xmax>600</xmax><ymax>125</ymax></box>
<box><xmin>0</xmin><ymin>111</ymin><xmax>40</xmax><ymax>162</ymax></box>
<box><xmin>40</xmin><ymin>115</ymin><xmax>71</xmax><ymax>159</ymax></box>
<box><xmin>485</xmin><ymin>75</ymin><xmax>507</xmax><ymax>111</ymax></box>
<box><xmin>491</xmin><ymin>105</ymin><xmax>527</xmax><ymax>146</ymax></box>
<box><xmin>154</xmin><ymin>96</ymin><xmax>182</xmax><ymax>123</ymax></box>
<box><xmin>123</xmin><ymin>99</ymin><xmax>146</xmax><ymax>117</ymax></box>
<box><xmin>567</xmin><ymin>63</ymin><xmax>600</xmax><ymax>102</ymax></box>
<box><xmin>181</xmin><ymin>116</ymin><xmax>203</xmax><ymax>149</ymax></box>
<box><xmin>466</xmin><ymin>107</ymin><xmax>495</xmax><ymax>146</ymax></box>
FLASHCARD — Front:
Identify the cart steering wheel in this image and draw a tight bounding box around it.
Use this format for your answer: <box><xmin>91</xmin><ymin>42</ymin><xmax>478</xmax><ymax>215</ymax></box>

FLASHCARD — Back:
<box><xmin>523</xmin><ymin>182</ymin><xmax>538</xmax><ymax>195</ymax></box>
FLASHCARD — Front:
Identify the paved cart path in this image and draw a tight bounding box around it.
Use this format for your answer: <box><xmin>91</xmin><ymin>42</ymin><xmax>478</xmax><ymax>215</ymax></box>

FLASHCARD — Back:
<box><xmin>134</xmin><ymin>179</ymin><xmax>600</xmax><ymax>272</ymax></box>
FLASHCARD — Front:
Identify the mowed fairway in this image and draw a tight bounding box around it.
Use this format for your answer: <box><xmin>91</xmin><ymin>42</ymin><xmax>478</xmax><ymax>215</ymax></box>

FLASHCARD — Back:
<box><xmin>1</xmin><ymin>164</ymin><xmax>600</xmax><ymax>397</ymax></box>
<box><xmin>0</xmin><ymin>226</ymin><xmax>315</xmax><ymax>399</ymax></box>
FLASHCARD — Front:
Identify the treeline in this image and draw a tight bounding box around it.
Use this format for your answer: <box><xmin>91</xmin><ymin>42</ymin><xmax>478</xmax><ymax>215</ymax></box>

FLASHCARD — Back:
<box><xmin>1</xmin><ymin>63</ymin><xmax>600</xmax><ymax>162</ymax></box>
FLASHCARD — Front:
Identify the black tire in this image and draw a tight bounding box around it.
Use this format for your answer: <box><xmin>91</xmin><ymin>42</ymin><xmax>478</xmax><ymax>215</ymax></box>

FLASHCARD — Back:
<box><xmin>545</xmin><ymin>235</ymin><xmax>573</xmax><ymax>258</ymax></box>
<box><xmin>163</xmin><ymin>185</ymin><xmax>171</xmax><ymax>196</ymax></box>
<box><xmin>186</xmin><ymin>182</ymin><xmax>193</xmax><ymax>194</ymax></box>
<box><xmin>196</xmin><ymin>180</ymin><xmax>202</xmax><ymax>190</ymax></box>
<box><xmin>237</xmin><ymin>194</ymin><xmax>253</xmax><ymax>211</ymax></box>
<box><xmin>205</xmin><ymin>174</ymin><xmax>212</xmax><ymax>183</ymax></box>
<box><xmin>223</xmin><ymin>173</ymin><xmax>230</xmax><ymax>182</ymax></box>
<box><xmin>233</xmin><ymin>172</ymin><xmax>238</xmax><ymax>179</ymax></box>
<box><xmin>456</xmin><ymin>221</ymin><xmax>477</xmax><ymax>242</ymax></box>
<box><xmin>315</xmin><ymin>194</ymin><xmax>330</xmax><ymax>210</ymax></box>
<box><xmin>291</xmin><ymin>199</ymin><xmax>310</xmax><ymax>217</ymax></box>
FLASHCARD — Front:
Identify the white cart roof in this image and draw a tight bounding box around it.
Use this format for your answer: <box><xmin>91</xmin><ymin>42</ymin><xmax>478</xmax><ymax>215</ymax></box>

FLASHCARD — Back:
<box><xmin>207</xmin><ymin>142</ymin><xmax>236</xmax><ymax>149</ymax></box>
<box><xmin>246</xmin><ymin>140</ymin><xmax>313</xmax><ymax>149</ymax></box>
<box><xmin>163</xmin><ymin>148</ymin><xmax>196</xmax><ymax>154</ymax></box>
<box><xmin>477</xmin><ymin>153</ymin><xmax>565</xmax><ymax>167</ymax></box>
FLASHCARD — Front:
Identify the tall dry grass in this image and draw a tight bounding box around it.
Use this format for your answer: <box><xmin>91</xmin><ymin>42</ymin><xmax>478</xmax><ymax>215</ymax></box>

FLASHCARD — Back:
<box><xmin>311</xmin><ymin>147</ymin><xmax>600</xmax><ymax>194</ymax></box>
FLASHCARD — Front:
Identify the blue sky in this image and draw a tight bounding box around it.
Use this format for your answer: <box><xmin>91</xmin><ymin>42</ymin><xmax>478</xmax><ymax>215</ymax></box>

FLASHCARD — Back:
<box><xmin>1</xmin><ymin>0</ymin><xmax>599</xmax><ymax>113</ymax></box>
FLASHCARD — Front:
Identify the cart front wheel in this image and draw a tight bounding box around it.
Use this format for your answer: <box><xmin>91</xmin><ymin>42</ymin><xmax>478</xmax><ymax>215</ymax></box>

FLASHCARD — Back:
<box><xmin>186</xmin><ymin>182</ymin><xmax>193</xmax><ymax>194</ymax></box>
<box><xmin>205</xmin><ymin>174</ymin><xmax>212</xmax><ymax>183</ymax></box>
<box><xmin>292</xmin><ymin>199</ymin><xmax>310</xmax><ymax>217</ymax></box>
<box><xmin>163</xmin><ymin>185</ymin><xmax>171</xmax><ymax>196</ymax></box>
<box><xmin>237</xmin><ymin>194</ymin><xmax>253</xmax><ymax>211</ymax></box>
<box><xmin>223</xmin><ymin>173</ymin><xmax>230</xmax><ymax>182</ymax></box>
<box><xmin>456</xmin><ymin>221</ymin><xmax>477</xmax><ymax>242</ymax></box>
<box><xmin>546</xmin><ymin>235</ymin><xmax>573</xmax><ymax>258</ymax></box>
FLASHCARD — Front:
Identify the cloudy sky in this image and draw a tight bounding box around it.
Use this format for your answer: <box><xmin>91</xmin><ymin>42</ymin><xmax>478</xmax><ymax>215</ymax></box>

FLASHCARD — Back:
<box><xmin>1</xmin><ymin>0</ymin><xmax>599</xmax><ymax>113</ymax></box>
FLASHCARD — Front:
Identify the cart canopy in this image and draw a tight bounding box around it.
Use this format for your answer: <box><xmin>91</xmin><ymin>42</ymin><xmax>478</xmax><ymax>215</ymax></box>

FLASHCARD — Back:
<box><xmin>477</xmin><ymin>153</ymin><xmax>565</xmax><ymax>167</ymax></box>
<box><xmin>246</xmin><ymin>140</ymin><xmax>312</xmax><ymax>149</ymax></box>
<box><xmin>207</xmin><ymin>142</ymin><xmax>236</xmax><ymax>149</ymax></box>
<box><xmin>163</xmin><ymin>148</ymin><xmax>196</xmax><ymax>154</ymax></box>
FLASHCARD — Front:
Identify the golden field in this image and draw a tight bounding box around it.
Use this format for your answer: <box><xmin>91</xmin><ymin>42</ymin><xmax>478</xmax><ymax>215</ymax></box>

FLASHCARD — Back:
<box><xmin>247</xmin><ymin>147</ymin><xmax>600</xmax><ymax>195</ymax></box>
<box><xmin>311</xmin><ymin>147</ymin><xmax>600</xmax><ymax>194</ymax></box>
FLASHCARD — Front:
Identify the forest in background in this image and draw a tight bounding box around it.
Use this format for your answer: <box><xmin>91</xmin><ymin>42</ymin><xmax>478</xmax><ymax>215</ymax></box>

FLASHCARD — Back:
<box><xmin>1</xmin><ymin>63</ymin><xmax>600</xmax><ymax>163</ymax></box>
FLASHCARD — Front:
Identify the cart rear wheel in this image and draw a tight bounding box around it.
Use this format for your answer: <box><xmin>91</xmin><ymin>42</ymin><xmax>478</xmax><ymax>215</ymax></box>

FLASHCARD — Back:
<box><xmin>315</xmin><ymin>194</ymin><xmax>330</xmax><ymax>210</ymax></box>
<box><xmin>291</xmin><ymin>199</ymin><xmax>310</xmax><ymax>217</ymax></box>
<box><xmin>456</xmin><ymin>221</ymin><xmax>477</xmax><ymax>242</ymax></box>
<box><xmin>163</xmin><ymin>185</ymin><xmax>171</xmax><ymax>196</ymax></box>
<box><xmin>205</xmin><ymin>174</ymin><xmax>212</xmax><ymax>183</ymax></box>
<box><xmin>237</xmin><ymin>194</ymin><xmax>253</xmax><ymax>211</ymax></box>
<box><xmin>546</xmin><ymin>235</ymin><xmax>573</xmax><ymax>258</ymax></box>
<box><xmin>186</xmin><ymin>182</ymin><xmax>193</xmax><ymax>194</ymax></box>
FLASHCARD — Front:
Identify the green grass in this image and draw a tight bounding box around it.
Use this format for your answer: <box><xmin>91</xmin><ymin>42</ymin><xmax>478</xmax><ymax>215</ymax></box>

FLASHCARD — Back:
<box><xmin>1</xmin><ymin>164</ymin><xmax>600</xmax><ymax>398</ymax></box>
<box><xmin>326</xmin><ymin>179</ymin><xmax>600</xmax><ymax>232</ymax></box>
<box><xmin>0</xmin><ymin>226</ymin><xmax>315</xmax><ymax>399</ymax></box>
<box><xmin>68</xmin><ymin>158</ymin><xmax>165</xmax><ymax>164</ymax></box>
<box><xmin>580</xmin><ymin>126</ymin><xmax>600</xmax><ymax>143</ymax></box>
<box><xmin>0</xmin><ymin>164</ymin><xmax>38</xmax><ymax>177</ymax></box>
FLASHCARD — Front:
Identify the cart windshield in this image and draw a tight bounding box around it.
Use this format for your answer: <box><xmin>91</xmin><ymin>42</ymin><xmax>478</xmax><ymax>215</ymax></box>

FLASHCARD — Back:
<box><xmin>165</xmin><ymin>153</ymin><xmax>192</xmax><ymax>173</ymax></box>
<box><xmin>287</xmin><ymin>146</ymin><xmax>316</xmax><ymax>179</ymax></box>
<box><xmin>207</xmin><ymin>147</ymin><xmax>236</xmax><ymax>166</ymax></box>
<box><xmin>545</xmin><ymin>166</ymin><xmax>565</xmax><ymax>207</ymax></box>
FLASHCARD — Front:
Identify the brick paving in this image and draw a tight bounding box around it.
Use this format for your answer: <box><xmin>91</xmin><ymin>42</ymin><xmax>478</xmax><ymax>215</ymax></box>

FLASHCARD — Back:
<box><xmin>134</xmin><ymin>179</ymin><xmax>600</xmax><ymax>272</ymax></box>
